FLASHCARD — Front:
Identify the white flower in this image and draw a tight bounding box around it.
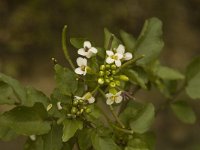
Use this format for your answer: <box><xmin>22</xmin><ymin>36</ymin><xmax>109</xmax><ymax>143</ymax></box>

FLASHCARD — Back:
<box><xmin>74</xmin><ymin>93</ymin><xmax>95</xmax><ymax>104</ymax></box>
<box><xmin>106</xmin><ymin>91</ymin><xmax>123</xmax><ymax>105</ymax></box>
<box><xmin>106</xmin><ymin>50</ymin><xmax>123</xmax><ymax>67</ymax></box>
<box><xmin>75</xmin><ymin>57</ymin><xmax>88</xmax><ymax>75</ymax></box>
<box><xmin>57</xmin><ymin>102</ymin><xmax>62</xmax><ymax>110</ymax></box>
<box><xmin>78</xmin><ymin>41</ymin><xmax>98</xmax><ymax>58</ymax></box>
<box><xmin>116</xmin><ymin>44</ymin><xmax>132</xmax><ymax>61</ymax></box>
<box><xmin>29</xmin><ymin>135</ymin><xmax>36</xmax><ymax>141</ymax></box>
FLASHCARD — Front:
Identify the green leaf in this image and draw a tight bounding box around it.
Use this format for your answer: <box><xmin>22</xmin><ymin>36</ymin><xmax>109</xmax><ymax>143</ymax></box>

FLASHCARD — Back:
<box><xmin>54</xmin><ymin>64</ymin><xmax>78</xmax><ymax>96</ymax></box>
<box><xmin>24</xmin><ymin>136</ymin><xmax>44</xmax><ymax>150</ymax></box>
<box><xmin>0</xmin><ymin>81</ymin><xmax>17</xmax><ymax>105</ymax></box>
<box><xmin>104</xmin><ymin>28</ymin><xmax>121</xmax><ymax>49</ymax></box>
<box><xmin>62</xmin><ymin>119</ymin><xmax>83</xmax><ymax>142</ymax></box>
<box><xmin>129</xmin><ymin>103</ymin><xmax>155</xmax><ymax>134</ymax></box>
<box><xmin>170</xmin><ymin>101</ymin><xmax>196</xmax><ymax>124</ymax></box>
<box><xmin>157</xmin><ymin>66</ymin><xmax>184</xmax><ymax>80</ymax></box>
<box><xmin>78</xmin><ymin>128</ymin><xmax>92</xmax><ymax>150</ymax></box>
<box><xmin>134</xmin><ymin>17</ymin><xmax>164</xmax><ymax>66</ymax></box>
<box><xmin>0</xmin><ymin>73</ymin><xmax>26</xmax><ymax>105</ymax></box>
<box><xmin>120</xmin><ymin>30</ymin><xmax>136</xmax><ymax>52</ymax></box>
<box><xmin>91</xmin><ymin>132</ymin><xmax>121</xmax><ymax>150</ymax></box>
<box><xmin>0</xmin><ymin>117</ymin><xmax>18</xmax><ymax>141</ymax></box>
<box><xmin>62</xmin><ymin>25</ymin><xmax>75</xmax><ymax>69</ymax></box>
<box><xmin>186</xmin><ymin>56</ymin><xmax>200</xmax><ymax>81</ymax></box>
<box><xmin>1</xmin><ymin>103</ymin><xmax>51</xmax><ymax>135</ymax></box>
<box><xmin>185</xmin><ymin>57</ymin><xmax>200</xmax><ymax>99</ymax></box>
<box><xmin>70</xmin><ymin>38</ymin><xmax>87</xmax><ymax>49</ymax></box>
<box><xmin>123</xmin><ymin>69</ymin><xmax>147</xmax><ymax>89</ymax></box>
<box><xmin>25</xmin><ymin>87</ymin><xmax>49</xmax><ymax>107</ymax></box>
<box><xmin>42</xmin><ymin>124</ymin><xmax>63</xmax><ymax>150</ymax></box>
<box><xmin>120</xmin><ymin>102</ymin><xmax>155</xmax><ymax>134</ymax></box>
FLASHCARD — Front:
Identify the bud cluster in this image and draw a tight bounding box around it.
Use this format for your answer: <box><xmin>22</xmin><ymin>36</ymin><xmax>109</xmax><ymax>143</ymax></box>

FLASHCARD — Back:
<box><xmin>97</xmin><ymin>64</ymin><xmax>129</xmax><ymax>88</ymax></box>
<box><xmin>68</xmin><ymin>98</ymin><xmax>91</xmax><ymax>118</ymax></box>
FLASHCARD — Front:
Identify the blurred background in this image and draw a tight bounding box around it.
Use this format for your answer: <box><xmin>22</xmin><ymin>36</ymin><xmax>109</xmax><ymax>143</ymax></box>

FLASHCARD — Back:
<box><xmin>0</xmin><ymin>0</ymin><xmax>200</xmax><ymax>149</ymax></box>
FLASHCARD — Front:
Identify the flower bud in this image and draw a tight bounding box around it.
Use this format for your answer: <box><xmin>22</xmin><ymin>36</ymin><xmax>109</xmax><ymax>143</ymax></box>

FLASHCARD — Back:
<box><xmin>115</xmin><ymin>80</ymin><xmax>121</xmax><ymax>86</ymax></box>
<box><xmin>106</xmin><ymin>64</ymin><xmax>110</xmax><ymax>69</ymax></box>
<box><xmin>111</xmin><ymin>64</ymin><xmax>117</xmax><ymax>70</ymax></box>
<box><xmin>105</xmin><ymin>78</ymin><xmax>110</xmax><ymax>83</ymax></box>
<box><xmin>99</xmin><ymin>71</ymin><xmax>104</xmax><ymax>76</ymax></box>
<box><xmin>111</xmin><ymin>70</ymin><xmax>116</xmax><ymax>75</ymax></box>
<box><xmin>98</xmin><ymin>78</ymin><xmax>104</xmax><ymax>85</ymax></box>
<box><xmin>106</xmin><ymin>71</ymin><xmax>110</xmax><ymax>75</ymax></box>
<box><xmin>71</xmin><ymin>107</ymin><xmax>78</xmax><ymax>114</ymax></box>
<box><xmin>109</xmin><ymin>77</ymin><xmax>114</xmax><ymax>81</ymax></box>
<box><xmin>119</xmin><ymin>75</ymin><xmax>129</xmax><ymax>81</ymax></box>
<box><xmin>73</xmin><ymin>100</ymin><xmax>79</xmax><ymax>106</ymax></box>
<box><xmin>109</xmin><ymin>82</ymin><xmax>116</xmax><ymax>88</ymax></box>
<box><xmin>76</xmin><ymin>111</ymin><xmax>81</xmax><ymax>116</ymax></box>
<box><xmin>100</xmin><ymin>65</ymin><xmax>105</xmax><ymax>70</ymax></box>
<box><xmin>85</xmin><ymin>108</ymin><xmax>91</xmax><ymax>113</ymax></box>
<box><xmin>109</xmin><ymin>88</ymin><xmax>117</xmax><ymax>95</ymax></box>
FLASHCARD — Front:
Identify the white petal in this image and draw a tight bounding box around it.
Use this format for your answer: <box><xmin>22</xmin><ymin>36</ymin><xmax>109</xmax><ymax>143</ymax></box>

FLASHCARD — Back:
<box><xmin>83</xmin><ymin>69</ymin><xmax>87</xmax><ymax>76</ymax></box>
<box><xmin>75</xmin><ymin>67</ymin><xmax>84</xmax><ymax>75</ymax></box>
<box><xmin>116</xmin><ymin>53</ymin><xmax>123</xmax><ymax>60</ymax></box>
<box><xmin>88</xmin><ymin>97</ymin><xmax>95</xmax><ymax>103</ymax></box>
<box><xmin>74</xmin><ymin>96</ymin><xmax>82</xmax><ymax>99</ymax></box>
<box><xmin>124</xmin><ymin>52</ymin><xmax>133</xmax><ymax>60</ymax></box>
<box><xmin>57</xmin><ymin>102</ymin><xmax>62</xmax><ymax>110</ymax></box>
<box><xmin>106</xmin><ymin>98</ymin><xmax>114</xmax><ymax>105</ymax></box>
<box><xmin>85</xmin><ymin>52</ymin><xmax>93</xmax><ymax>58</ymax></box>
<box><xmin>115</xmin><ymin>96</ymin><xmax>123</xmax><ymax>103</ymax></box>
<box><xmin>116</xmin><ymin>44</ymin><xmax>125</xmax><ymax>54</ymax></box>
<box><xmin>106</xmin><ymin>93</ymin><xmax>113</xmax><ymax>98</ymax></box>
<box><xmin>89</xmin><ymin>47</ymin><xmax>98</xmax><ymax>54</ymax></box>
<box><xmin>106</xmin><ymin>50</ymin><xmax>114</xmax><ymax>56</ymax></box>
<box><xmin>77</xmin><ymin>57</ymin><xmax>87</xmax><ymax>66</ymax></box>
<box><xmin>106</xmin><ymin>57</ymin><xmax>114</xmax><ymax>64</ymax></box>
<box><xmin>84</xmin><ymin>41</ymin><xmax>91</xmax><ymax>48</ymax></box>
<box><xmin>116</xmin><ymin>91</ymin><xmax>122</xmax><ymax>96</ymax></box>
<box><xmin>115</xmin><ymin>60</ymin><xmax>121</xmax><ymax>67</ymax></box>
<box><xmin>29</xmin><ymin>135</ymin><xmax>36</xmax><ymax>141</ymax></box>
<box><xmin>78</xmin><ymin>48</ymin><xmax>86</xmax><ymax>56</ymax></box>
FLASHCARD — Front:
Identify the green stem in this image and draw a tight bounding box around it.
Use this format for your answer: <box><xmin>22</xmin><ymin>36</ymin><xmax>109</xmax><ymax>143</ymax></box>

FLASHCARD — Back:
<box><xmin>62</xmin><ymin>25</ymin><xmax>75</xmax><ymax>70</ymax></box>
<box><xmin>107</xmin><ymin>34</ymin><xmax>114</xmax><ymax>50</ymax></box>
<box><xmin>91</xmin><ymin>85</ymin><xmax>100</xmax><ymax>95</ymax></box>
<box><xmin>116</xmin><ymin>55</ymin><xmax>145</xmax><ymax>74</ymax></box>
<box><xmin>109</xmin><ymin>105</ymin><xmax>125</xmax><ymax>128</ymax></box>
<box><xmin>112</xmin><ymin>124</ymin><xmax>133</xmax><ymax>134</ymax></box>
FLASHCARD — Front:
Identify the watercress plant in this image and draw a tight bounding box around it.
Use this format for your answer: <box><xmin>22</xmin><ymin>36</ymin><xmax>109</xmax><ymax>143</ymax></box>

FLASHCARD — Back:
<box><xmin>0</xmin><ymin>17</ymin><xmax>199</xmax><ymax>150</ymax></box>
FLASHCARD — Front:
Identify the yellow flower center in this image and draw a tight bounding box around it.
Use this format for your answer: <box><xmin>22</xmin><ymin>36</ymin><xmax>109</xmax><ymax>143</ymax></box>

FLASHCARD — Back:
<box><xmin>111</xmin><ymin>55</ymin><xmax>118</xmax><ymax>60</ymax></box>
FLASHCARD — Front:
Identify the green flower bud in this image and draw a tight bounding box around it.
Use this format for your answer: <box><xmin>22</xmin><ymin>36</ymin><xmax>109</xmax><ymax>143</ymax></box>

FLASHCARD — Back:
<box><xmin>99</xmin><ymin>71</ymin><xmax>104</xmax><ymax>76</ymax></box>
<box><xmin>100</xmin><ymin>65</ymin><xmax>105</xmax><ymax>70</ymax></box>
<box><xmin>109</xmin><ymin>77</ymin><xmax>114</xmax><ymax>81</ymax></box>
<box><xmin>79</xmin><ymin>99</ymin><xmax>84</xmax><ymax>104</ymax></box>
<box><xmin>109</xmin><ymin>82</ymin><xmax>116</xmax><ymax>88</ymax></box>
<box><xmin>119</xmin><ymin>75</ymin><xmax>129</xmax><ymax>81</ymax></box>
<box><xmin>98</xmin><ymin>78</ymin><xmax>105</xmax><ymax>84</ymax></box>
<box><xmin>105</xmin><ymin>78</ymin><xmax>110</xmax><ymax>83</ymax></box>
<box><xmin>106</xmin><ymin>64</ymin><xmax>110</xmax><ymax>69</ymax></box>
<box><xmin>76</xmin><ymin>111</ymin><xmax>82</xmax><ymax>116</ymax></box>
<box><xmin>85</xmin><ymin>108</ymin><xmax>91</xmax><ymax>113</ymax></box>
<box><xmin>109</xmin><ymin>88</ymin><xmax>117</xmax><ymax>95</ymax></box>
<box><xmin>111</xmin><ymin>64</ymin><xmax>117</xmax><ymax>70</ymax></box>
<box><xmin>71</xmin><ymin>107</ymin><xmax>78</xmax><ymax>114</ymax></box>
<box><xmin>111</xmin><ymin>70</ymin><xmax>116</xmax><ymax>75</ymax></box>
<box><xmin>80</xmin><ymin>109</ymin><xmax>84</xmax><ymax>113</ymax></box>
<box><xmin>83</xmin><ymin>106</ymin><xmax>87</xmax><ymax>110</ymax></box>
<box><xmin>106</xmin><ymin>71</ymin><xmax>110</xmax><ymax>75</ymax></box>
<box><xmin>115</xmin><ymin>80</ymin><xmax>121</xmax><ymax>86</ymax></box>
<box><xmin>73</xmin><ymin>100</ymin><xmax>79</xmax><ymax>106</ymax></box>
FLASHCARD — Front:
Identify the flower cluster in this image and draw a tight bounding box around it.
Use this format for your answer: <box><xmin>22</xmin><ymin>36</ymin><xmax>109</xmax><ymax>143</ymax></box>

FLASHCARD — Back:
<box><xmin>69</xmin><ymin>93</ymin><xmax>95</xmax><ymax>118</ymax></box>
<box><xmin>73</xmin><ymin>41</ymin><xmax>133</xmax><ymax>106</ymax></box>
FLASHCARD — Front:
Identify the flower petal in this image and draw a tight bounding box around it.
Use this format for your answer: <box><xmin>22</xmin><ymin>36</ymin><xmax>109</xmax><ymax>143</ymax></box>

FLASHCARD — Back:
<box><xmin>106</xmin><ymin>50</ymin><xmax>114</xmax><ymax>56</ymax></box>
<box><xmin>84</xmin><ymin>41</ymin><xmax>91</xmax><ymax>48</ymax></box>
<box><xmin>106</xmin><ymin>57</ymin><xmax>114</xmax><ymax>64</ymax></box>
<box><xmin>89</xmin><ymin>47</ymin><xmax>98</xmax><ymax>54</ymax></box>
<box><xmin>124</xmin><ymin>52</ymin><xmax>133</xmax><ymax>60</ymax></box>
<box><xmin>75</xmin><ymin>67</ymin><xmax>84</xmax><ymax>75</ymax></box>
<box><xmin>83</xmin><ymin>69</ymin><xmax>87</xmax><ymax>76</ymax></box>
<box><xmin>115</xmin><ymin>96</ymin><xmax>122</xmax><ymax>103</ymax></box>
<box><xmin>116</xmin><ymin>91</ymin><xmax>122</xmax><ymax>96</ymax></box>
<box><xmin>88</xmin><ymin>97</ymin><xmax>95</xmax><ymax>103</ymax></box>
<box><xmin>74</xmin><ymin>96</ymin><xmax>82</xmax><ymax>99</ymax></box>
<box><xmin>57</xmin><ymin>102</ymin><xmax>62</xmax><ymax>110</ymax></box>
<box><xmin>106</xmin><ymin>98</ymin><xmax>114</xmax><ymax>105</ymax></box>
<box><xmin>78</xmin><ymin>48</ymin><xmax>86</xmax><ymax>56</ymax></box>
<box><xmin>116</xmin><ymin>44</ymin><xmax>125</xmax><ymax>54</ymax></box>
<box><xmin>106</xmin><ymin>93</ymin><xmax>113</xmax><ymax>98</ymax></box>
<box><xmin>29</xmin><ymin>135</ymin><xmax>36</xmax><ymax>141</ymax></box>
<box><xmin>77</xmin><ymin>57</ymin><xmax>87</xmax><ymax>66</ymax></box>
<box><xmin>116</xmin><ymin>53</ymin><xmax>123</xmax><ymax>60</ymax></box>
<box><xmin>115</xmin><ymin>60</ymin><xmax>121</xmax><ymax>67</ymax></box>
